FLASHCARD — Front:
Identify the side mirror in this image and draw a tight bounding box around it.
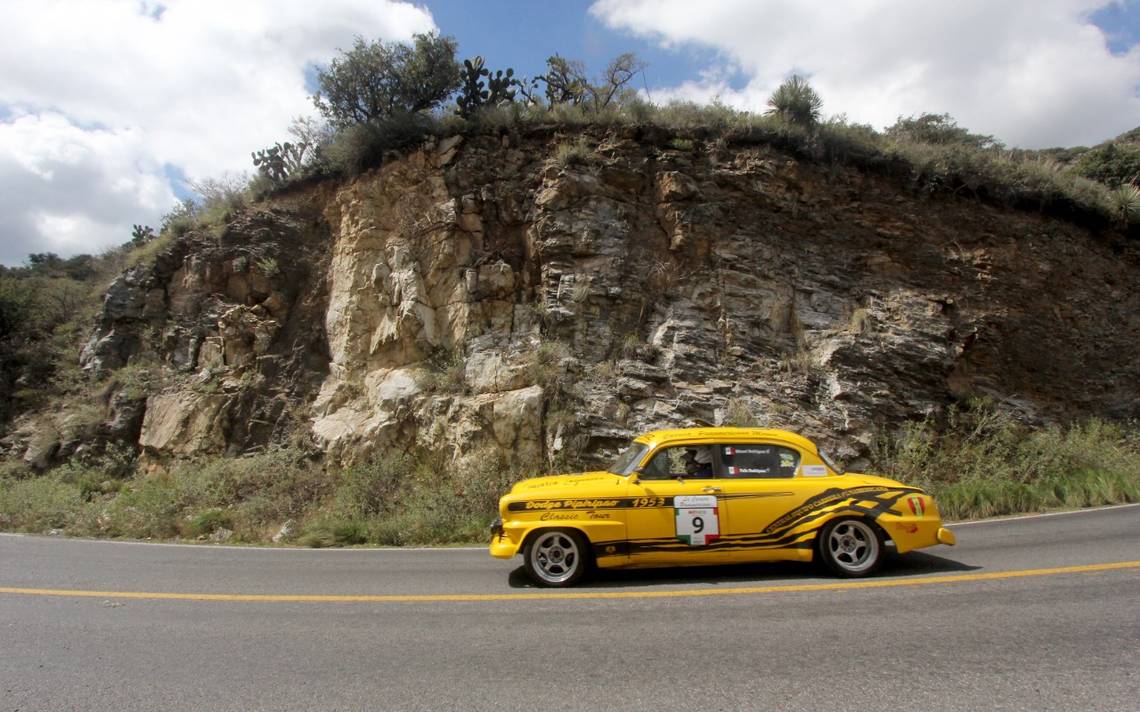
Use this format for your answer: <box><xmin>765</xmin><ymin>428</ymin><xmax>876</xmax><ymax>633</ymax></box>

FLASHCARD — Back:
<box><xmin>628</xmin><ymin>472</ymin><xmax>641</xmax><ymax>485</ymax></box>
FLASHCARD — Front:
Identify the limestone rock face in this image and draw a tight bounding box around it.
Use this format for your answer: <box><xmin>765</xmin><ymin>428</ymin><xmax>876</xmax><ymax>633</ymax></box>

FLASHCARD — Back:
<box><xmin>70</xmin><ymin>127</ymin><xmax>1140</xmax><ymax>470</ymax></box>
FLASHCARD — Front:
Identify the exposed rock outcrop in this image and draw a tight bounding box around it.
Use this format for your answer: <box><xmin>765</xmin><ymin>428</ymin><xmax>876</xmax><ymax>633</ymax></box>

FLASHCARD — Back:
<box><xmin>65</xmin><ymin>127</ymin><xmax>1140</xmax><ymax>469</ymax></box>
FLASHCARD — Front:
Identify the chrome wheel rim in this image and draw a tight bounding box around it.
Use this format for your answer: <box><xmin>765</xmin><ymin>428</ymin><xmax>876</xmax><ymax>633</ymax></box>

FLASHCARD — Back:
<box><xmin>530</xmin><ymin>531</ymin><xmax>580</xmax><ymax>584</ymax></box>
<box><xmin>827</xmin><ymin>520</ymin><xmax>879</xmax><ymax>573</ymax></box>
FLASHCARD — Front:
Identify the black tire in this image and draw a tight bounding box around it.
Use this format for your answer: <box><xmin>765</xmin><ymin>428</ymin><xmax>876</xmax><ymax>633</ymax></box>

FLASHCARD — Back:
<box><xmin>522</xmin><ymin>528</ymin><xmax>591</xmax><ymax>587</ymax></box>
<box><xmin>817</xmin><ymin>517</ymin><xmax>884</xmax><ymax>578</ymax></box>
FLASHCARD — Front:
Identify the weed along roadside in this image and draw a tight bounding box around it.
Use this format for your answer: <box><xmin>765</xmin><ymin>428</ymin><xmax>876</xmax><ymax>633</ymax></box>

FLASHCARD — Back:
<box><xmin>2</xmin><ymin>403</ymin><xmax>1138</xmax><ymax>546</ymax></box>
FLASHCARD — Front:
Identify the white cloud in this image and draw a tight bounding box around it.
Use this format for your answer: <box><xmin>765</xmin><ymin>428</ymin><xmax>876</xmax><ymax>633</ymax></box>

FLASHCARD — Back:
<box><xmin>0</xmin><ymin>112</ymin><xmax>175</xmax><ymax>264</ymax></box>
<box><xmin>591</xmin><ymin>0</ymin><xmax>1140</xmax><ymax>148</ymax></box>
<box><xmin>0</xmin><ymin>0</ymin><xmax>436</xmax><ymax>265</ymax></box>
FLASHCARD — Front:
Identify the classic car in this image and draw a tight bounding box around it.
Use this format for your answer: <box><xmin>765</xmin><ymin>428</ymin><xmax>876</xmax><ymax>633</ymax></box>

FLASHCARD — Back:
<box><xmin>490</xmin><ymin>427</ymin><xmax>956</xmax><ymax>586</ymax></box>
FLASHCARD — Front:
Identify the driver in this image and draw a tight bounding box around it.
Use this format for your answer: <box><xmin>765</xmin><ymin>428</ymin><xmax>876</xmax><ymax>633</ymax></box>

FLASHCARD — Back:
<box><xmin>682</xmin><ymin>447</ymin><xmax>713</xmax><ymax>477</ymax></box>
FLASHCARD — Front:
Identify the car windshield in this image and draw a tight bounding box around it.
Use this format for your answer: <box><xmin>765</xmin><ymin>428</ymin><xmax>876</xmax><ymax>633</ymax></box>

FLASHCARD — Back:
<box><xmin>607</xmin><ymin>442</ymin><xmax>648</xmax><ymax>476</ymax></box>
<box><xmin>818</xmin><ymin>448</ymin><xmax>845</xmax><ymax>475</ymax></box>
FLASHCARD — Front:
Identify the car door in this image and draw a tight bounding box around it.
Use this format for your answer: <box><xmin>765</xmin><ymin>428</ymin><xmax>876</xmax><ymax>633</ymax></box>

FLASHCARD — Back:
<box><xmin>625</xmin><ymin>444</ymin><xmax>728</xmax><ymax>566</ymax></box>
<box><xmin>713</xmin><ymin>442</ymin><xmax>822</xmax><ymax>563</ymax></box>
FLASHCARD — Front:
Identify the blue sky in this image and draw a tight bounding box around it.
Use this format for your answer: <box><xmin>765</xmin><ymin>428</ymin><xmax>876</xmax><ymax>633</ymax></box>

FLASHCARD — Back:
<box><xmin>1</xmin><ymin>0</ymin><xmax>1138</xmax><ymax>265</ymax></box>
<box><xmin>1092</xmin><ymin>1</ymin><xmax>1140</xmax><ymax>53</ymax></box>
<box><xmin>421</xmin><ymin>0</ymin><xmax>738</xmax><ymax>95</ymax></box>
<box><xmin>428</xmin><ymin>0</ymin><xmax>1138</xmax><ymax>99</ymax></box>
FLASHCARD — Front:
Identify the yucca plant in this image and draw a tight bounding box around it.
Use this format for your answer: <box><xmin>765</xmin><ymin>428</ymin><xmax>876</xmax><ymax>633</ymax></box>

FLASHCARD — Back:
<box><xmin>766</xmin><ymin>74</ymin><xmax>823</xmax><ymax>128</ymax></box>
<box><xmin>1109</xmin><ymin>183</ymin><xmax>1140</xmax><ymax>225</ymax></box>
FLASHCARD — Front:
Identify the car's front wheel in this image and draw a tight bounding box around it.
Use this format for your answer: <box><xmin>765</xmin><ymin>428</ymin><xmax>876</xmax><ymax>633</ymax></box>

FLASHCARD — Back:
<box><xmin>523</xmin><ymin>529</ymin><xmax>590</xmax><ymax>587</ymax></box>
<box><xmin>818</xmin><ymin>517</ymin><xmax>883</xmax><ymax>578</ymax></box>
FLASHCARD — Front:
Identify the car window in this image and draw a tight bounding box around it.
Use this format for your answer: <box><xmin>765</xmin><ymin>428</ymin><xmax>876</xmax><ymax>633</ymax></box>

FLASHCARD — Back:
<box><xmin>608</xmin><ymin>442</ymin><xmax>648</xmax><ymax>476</ymax></box>
<box><xmin>719</xmin><ymin>444</ymin><xmax>799</xmax><ymax>479</ymax></box>
<box><xmin>641</xmin><ymin>445</ymin><xmax>715</xmax><ymax>480</ymax></box>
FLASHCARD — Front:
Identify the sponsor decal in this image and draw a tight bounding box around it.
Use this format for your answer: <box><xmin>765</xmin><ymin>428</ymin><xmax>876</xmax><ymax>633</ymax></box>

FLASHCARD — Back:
<box><xmin>724</xmin><ymin>447</ymin><xmax>773</xmax><ymax>456</ymax></box>
<box><xmin>516</xmin><ymin>498</ymin><xmax>623</xmax><ymax>511</ymax></box>
<box><xmin>728</xmin><ymin>466</ymin><xmax>774</xmax><ymax>476</ymax></box>
<box><xmin>907</xmin><ymin>496</ymin><xmax>926</xmax><ymax>516</ymax></box>
<box><xmin>539</xmin><ymin>512</ymin><xmax>578</xmax><ymax>521</ymax></box>
<box><xmin>800</xmin><ymin>465</ymin><xmax>828</xmax><ymax>477</ymax></box>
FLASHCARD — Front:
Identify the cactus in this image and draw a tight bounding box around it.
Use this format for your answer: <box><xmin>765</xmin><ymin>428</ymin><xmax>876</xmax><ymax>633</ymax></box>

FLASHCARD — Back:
<box><xmin>252</xmin><ymin>141</ymin><xmax>310</xmax><ymax>183</ymax></box>
<box><xmin>130</xmin><ymin>224</ymin><xmax>155</xmax><ymax>245</ymax></box>
<box><xmin>456</xmin><ymin>56</ymin><xmax>519</xmax><ymax>118</ymax></box>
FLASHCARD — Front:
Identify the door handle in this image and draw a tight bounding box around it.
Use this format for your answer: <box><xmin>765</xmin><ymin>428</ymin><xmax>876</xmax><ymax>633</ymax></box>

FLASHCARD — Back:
<box><xmin>702</xmin><ymin>486</ymin><xmax>722</xmax><ymax>493</ymax></box>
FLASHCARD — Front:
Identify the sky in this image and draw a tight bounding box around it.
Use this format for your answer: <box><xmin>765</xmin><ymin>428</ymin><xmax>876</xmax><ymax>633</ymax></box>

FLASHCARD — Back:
<box><xmin>1</xmin><ymin>0</ymin><xmax>1137</xmax><ymax>266</ymax></box>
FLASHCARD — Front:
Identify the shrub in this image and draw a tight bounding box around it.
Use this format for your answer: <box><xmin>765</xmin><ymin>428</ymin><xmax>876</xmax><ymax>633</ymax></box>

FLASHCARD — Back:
<box><xmin>325</xmin><ymin>112</ymin><xmax>438</xmax><ymax>175</ymax></box>
<box><xmin>313</xmin><ymin>33</ymin><xmax>461</xmax><ymax>127</ymax></box>
<box><xmin>885</xmin><ymin>113</ymin><xmax>1002</xmax><ymax>150</ymax></box>
<box><xmin>101</xmin><ymin>474</ymin><xmax>182</xmax><ymax>538</ymax></box>
<box><xmin>330</xmin><ymin>451</ymin><xmax>415</xmax><ymax>519</ymax></box>
<box><xmin>874</xmin><ymin>402</ymin><xmax>1140</xmax><ymax>519</ymax></box>
<box><xmin>418</xmin><ymin>346</ymin><xmax>467</xmax><ymax>393</ymax></box>
<box><xmin>0</xmin><ymin>476</ymin><xmax>87</xmax><ymax>531</ymax></box>
<box><xmin>299</xmin><ymin>517</ymin><xmax>368</xmax><ymax>547</ymax></box>
<box><xmin>182</xmin><ymin>508</ymin><xmax>234</xmax><ymax>538</ymax></box>
<box><xmin>552</xmin><ymin>138</ymin><xmax>594</xmax><ymax>167</ymax></box>
<box><xmin>1074</xmin><ymin>141</ymin><xmax>1140</xmax><ymax>187</ymax></box>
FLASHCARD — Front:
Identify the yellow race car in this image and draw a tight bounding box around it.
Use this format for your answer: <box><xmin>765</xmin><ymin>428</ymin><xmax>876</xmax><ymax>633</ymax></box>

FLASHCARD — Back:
<box><xmin>490</xmin><ymin>427</ymin><xmax>955</xmax><ymax>586</ymax></box>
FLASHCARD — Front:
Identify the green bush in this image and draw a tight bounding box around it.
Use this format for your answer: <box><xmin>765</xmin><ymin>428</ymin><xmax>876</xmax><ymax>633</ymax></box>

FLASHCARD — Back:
<box><xmin>885</xmin><ymin>113</ymin><xmax>1002</xmax><ymax>150</ymax></box>
<box><xmin>0</xmin><ymin>476</ymin><xmax>87</xmax><ymax>531</ymax></box>
<box><xmin>875</xmin><ymin>403</ymin><xmax>1140</xmax><ymax>519</ymax></box>
<box><xmin>1074</xmin><ymin>141</ymin><xmax>1140</xmax><ymax>187</ymax></box>
<box><xmin>552</xmin><ymin>138</ymin><xmax>595</xmax><ymax>167</ymax></box>
<box><xmin>101</xmin><ymin>474</ymin><xmax>182</xmax><ymax>539</ymax></box>
<box><xmin>418</xmin><ymin>346</ymin><xmax>467</xmax><ymax>393</ymax></box>
<box><xmin>325</xmin><ymin>112</ymin><xmax>438</xmax><ymax>175</ymax></box>
<box><xmin>299</xmin><ymin>517</ymin><xmax>368</xmax><ymax>547</ymax></box>
<box><xmin>330</xmin><ymin>451</ymin><xmax>415</xmax><ymax>519</ymax></box>
<box><xmin>182</xmin><ymin>508</ymin><xmax>234</xmax><ymax>538</ymax></box>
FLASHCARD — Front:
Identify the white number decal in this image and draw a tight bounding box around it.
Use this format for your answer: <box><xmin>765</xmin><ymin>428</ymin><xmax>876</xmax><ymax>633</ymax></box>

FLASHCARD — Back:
<box><xmin>675</xmin><ymin>495</ymin><xmax>719</xmax><ymax>546</ymax></box>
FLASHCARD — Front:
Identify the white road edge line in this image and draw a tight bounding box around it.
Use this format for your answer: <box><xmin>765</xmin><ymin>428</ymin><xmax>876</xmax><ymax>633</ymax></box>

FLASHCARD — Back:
<box><xmin>4</xmin><ymin>503</ymin><xmax>1136</xmax><ymax>548</ymax></box>
<box><xmin>948</xmin><ymin>502</ymin><xmax>1140</xmax><ymax>527</ymax></box>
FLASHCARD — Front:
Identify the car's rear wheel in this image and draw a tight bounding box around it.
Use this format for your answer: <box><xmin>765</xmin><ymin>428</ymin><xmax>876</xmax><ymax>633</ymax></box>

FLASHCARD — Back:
<box><xmin>523</xmin><ymin>529</ymin><xmax>590</xmax><ymax>587</ymax></box>
<box><xmin>818</xmin><ymin>517</ymin><xmax>883</xmax><ymax>578</ymax></box>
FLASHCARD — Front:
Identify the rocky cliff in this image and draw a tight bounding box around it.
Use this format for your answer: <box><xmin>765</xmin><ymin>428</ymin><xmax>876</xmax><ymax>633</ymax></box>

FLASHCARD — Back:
<box><xmin>64</xmin><ymin>126</ymin><xmax>1140</xmax><ymax>470</ymax></box>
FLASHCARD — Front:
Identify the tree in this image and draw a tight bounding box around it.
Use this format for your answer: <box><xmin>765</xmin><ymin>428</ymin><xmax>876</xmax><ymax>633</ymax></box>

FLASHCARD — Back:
<box><xmin>590</xmin><ymin>52</ymin><xmax>647</xmax><ymax>111</ymax></box>
<box><xmin>765</xmin><ymin>75</ymin><xmax>823</xmax><ymax>128</ymax></box>
<box><xmin>543</xmin><ymin>55</ymin><xmax>590</xmax><ymax>106</ymax></box>
<box><xmin>541</xmin><ymin>52</ymin><xmax>646</xmax><ymax>111</ymax></box>
<box><xmin>886</xmin><ymin>113</ymin><xmax>1002</xmax><ymax>150</ymax></box>
<box><xmin>313</xmin><ymin>33</ymin><xmax>461</xmax><ymax>127</ymax></box>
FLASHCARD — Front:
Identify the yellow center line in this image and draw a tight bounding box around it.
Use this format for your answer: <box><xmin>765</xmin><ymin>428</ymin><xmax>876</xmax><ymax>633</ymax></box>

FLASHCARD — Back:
<box><xmin>1</xmin><ymin>561</ymin><xmax>1136</xmax><ymax>603</ymax></box>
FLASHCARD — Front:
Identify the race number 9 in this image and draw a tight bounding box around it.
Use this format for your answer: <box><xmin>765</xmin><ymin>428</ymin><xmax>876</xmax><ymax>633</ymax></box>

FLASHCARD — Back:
<box><xmin>674</xmin><ymin>495</ymin><xmax>719</xmax><ymax>546</ymax></box>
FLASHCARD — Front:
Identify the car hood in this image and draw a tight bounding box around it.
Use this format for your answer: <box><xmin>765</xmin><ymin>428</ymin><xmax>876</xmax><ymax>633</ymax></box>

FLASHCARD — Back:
<box><xmin>509</xmin><ymin>471</ymin><xmax>621</xmax><ymax>494</ymax></box>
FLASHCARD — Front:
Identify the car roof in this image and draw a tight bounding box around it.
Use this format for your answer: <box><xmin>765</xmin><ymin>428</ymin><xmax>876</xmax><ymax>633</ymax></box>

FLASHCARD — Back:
<box><xmin>633</xmin><ymin>427</ymin><xmax>820</xmax><ymax>454</ymax></box>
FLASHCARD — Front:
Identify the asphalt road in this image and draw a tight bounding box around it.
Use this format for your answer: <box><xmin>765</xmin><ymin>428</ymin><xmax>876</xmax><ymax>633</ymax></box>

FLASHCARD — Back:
<box><xmin>1</xmin><ymin>504</ymin><xmax>1138</xmax><ymax>712</ymax></box>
